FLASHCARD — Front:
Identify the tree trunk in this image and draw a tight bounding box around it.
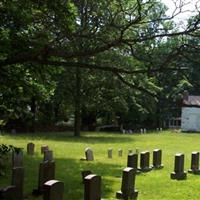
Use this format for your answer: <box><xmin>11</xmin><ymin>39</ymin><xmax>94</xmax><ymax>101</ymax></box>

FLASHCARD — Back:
<box><xmin>74</xmin><ymin>67</ymin><xmax>81</xmax><ymax>136</ymax></box>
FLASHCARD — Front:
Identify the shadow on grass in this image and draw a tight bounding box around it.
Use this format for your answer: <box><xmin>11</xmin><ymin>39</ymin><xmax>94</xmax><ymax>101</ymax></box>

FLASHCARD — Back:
<box><xmin>1</xmin><ymin>153</ymin><xmax>124</xmax><ymax>200</ymax></box>
<box><xmin>2</xmin><ymin>132</ymin><xmax>137</xmax><ymax>144</ymax></box>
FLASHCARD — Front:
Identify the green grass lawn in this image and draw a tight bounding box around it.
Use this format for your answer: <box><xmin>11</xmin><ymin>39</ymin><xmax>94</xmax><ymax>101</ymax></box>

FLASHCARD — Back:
<box><xmin>1</xmin><ymin>131</ymin><xmax>200</xmax><ymax>200</ymax></box>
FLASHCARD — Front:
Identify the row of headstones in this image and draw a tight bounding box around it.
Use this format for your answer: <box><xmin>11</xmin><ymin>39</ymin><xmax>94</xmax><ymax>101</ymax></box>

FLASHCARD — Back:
<box><xmin>122</xmin><ymin>127</ymin><xmax>163</xmax><ymax>134</ymax></box>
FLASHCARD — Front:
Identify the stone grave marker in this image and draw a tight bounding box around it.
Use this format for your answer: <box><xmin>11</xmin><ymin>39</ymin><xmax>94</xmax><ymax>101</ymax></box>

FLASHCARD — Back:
<box><xmin>0</xmin><ymin>186</ymin><xmax>17</xmax><ymax>200</ymax></box>
<box><xmin>84</xmin><ymin>174</ymin><xmax>101</xmax><ymax>200</ymax></box>
<box><xmin>116</xmin><ymin>167</ymin><xmax>138</xmax><ymax>200</ymax></box>
<box><xmin>152</xmin><ymin>149</ymin><xmax>164</xmax><ymax>169</ymax></box>
<box><xmin>12</xmin><ymin>151</ymin><xmax>23</xmax><ymax>167</ymax></box>
<box><xmin>140</xmin><ymin>129</ymin><xmax>143</xmax><ymax>134</ymax></box>
<box><xmin>135</xmin><ymin>148</ymin><xmax>139</xmax><ymax>155</ymax></box>
<box><xmin>11</xmin><ymin>167</ymin><xmax>24</xmax><ymax>200</ymax></box>
<box><xmin>44</xmin><ymin>150</ymin><xmax>53</xmax><ymax>162</ymax></box>
<box><xmin>43</xmin><ymin>180</ymin><xmax>64</xmax><ymax>200</ymax></box>
<box><xmin>118</xmin><ymin>149</ymin><xmax>123</xmax><ymax>157</ymax></box>
<box><xmin>85</xmin><ymin>148</ymin><xmax>94</xmax><ymax>161</ymax></box>
<box><xmin>81</xmin><ymin>170</ymin><xmax>92</xmax><ymax>183</ymax></box>
<box><xmin>171</xmin><ymin>153</ymin><xmax>187</xmax><ymax>180</ymax></box>
<box><xmin>27</xmin><ymin>142</ymin><xmax>35</xmax><ymax>155</ymax></box>
<box><xmin>128</xmin><ymin>149</ymin><xmax>133</xmax><ymax>154</ymax></box>
<box><xmin>188</xmin><ymin>151</ymin><xmax>200</xmax><ymax>174</ymax></box>
<box><xmin>41</xmin><ymin>145</ymin><xmax>49</xmax><ymax>154</ymax></box>
<box><xmin>33</xmin><ymin>161</ymin><xmax>55</xmax><ymax>195</ymax></box>
<box><xmin>139</xmin><ymin>151</ymin><xmax>152</xmax><ymax>172</ymax></box>
<box><xmin>108</xmin><ymin>148</ymin><xmax>112</xmax><ymax>158</ymax></box>
<box><xmin>127</xmin><ymin>153</ymin><xmax>139</xmax><ymax>173</ymax></box>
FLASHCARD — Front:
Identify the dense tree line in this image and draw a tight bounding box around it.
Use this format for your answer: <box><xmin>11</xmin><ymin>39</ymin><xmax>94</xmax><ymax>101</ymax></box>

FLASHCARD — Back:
<box><xmin>0</xmin><ymin>0</ymin><xmax>200</xmax><ymax>136</ymax></box>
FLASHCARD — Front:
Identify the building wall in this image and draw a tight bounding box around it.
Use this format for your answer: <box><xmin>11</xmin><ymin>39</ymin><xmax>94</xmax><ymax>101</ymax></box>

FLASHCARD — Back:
<box><xmin>181</xmin><ymin>107</ymin><xmax>200</xmax><ymax>132</ymax></box>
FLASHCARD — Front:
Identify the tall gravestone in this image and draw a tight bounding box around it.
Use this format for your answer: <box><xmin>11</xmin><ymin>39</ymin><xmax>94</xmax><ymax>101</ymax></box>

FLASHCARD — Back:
<box><xmin>85</xmin><ymin>148</ymin><xmax>94</xmax><ymax>161</ymax></box>
<box><xmin>0</xmin><ymin>186</ymin><xmax>17</xmax><ymax>200</ymax></box>
<box><xmin>127</xmin><ymin>153</ymin><xmax>139</xmax><ymax>173</ymax></box>
<box><xmin>139</xmin><ymin>151</ymin><xmax>152</xmax><ymax>172</ymax></box>
<box><xmin>44</xmin><ymin>150</ymin><xmax>53</xmax><ymax>162</ymax></box>
<box><xmin>116</xmin><ymin>167</ymin><xmax>138</xmax><ymax>200</ymax></box>
<box><xmin>188</xmin><ymin>151</ymin><xmax>200</xmax><ymax>174</ymax></box>
<box><xmin>33</xmin><ymin>161</ymin><xmax>55</xmax><ymax>195</ymax></box>
<box><xmin>11</xmin><ymin>167</ymin><xmax>24</xmax><ymax>200</ymax></box>
<box><xmin>171</xmin><ymin>153</ymin><xmax>187</xmax><ymax>180</ymax></box>
<box><xmin>27</xmin><ymin>142</ymin><xmax>35</xmax><ymax>155</ymax></box>
<box><xmin>152</xmin><ymin>149</ymin><xmax>164</xmax><ymax>169</ymax></box>
<box><xmin>41</xmin><ymin>145</ymin><xmax>49</xmax><ymax>154</ymax></box>
<box><xmin>108</xmin><ymin>148</ymin><xmax>112</xmax><ymax>158</ymax></box>
<box><xmin>43</xmin><ymin>180</ymin><xmax>64</xmax><ymax>200</ymax></box>
<box><xmin>12</xmin><ymin>151</ymin><xmax>23</xmax><ymax>167</ymax></box>
<box><xmin>84</xmin><ymin>174</ymin><xmax>101</xmax><ymax>200</ymax></box>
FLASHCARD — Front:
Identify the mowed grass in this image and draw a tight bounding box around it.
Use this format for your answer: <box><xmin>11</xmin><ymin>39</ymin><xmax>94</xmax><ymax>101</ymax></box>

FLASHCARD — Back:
<box><xmin>1</xmin><ymin>131</ymin><xmax>200</xmax><ymax>200</ymax></box>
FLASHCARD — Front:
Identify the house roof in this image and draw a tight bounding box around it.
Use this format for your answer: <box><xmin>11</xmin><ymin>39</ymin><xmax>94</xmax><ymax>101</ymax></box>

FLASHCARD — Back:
<box><xmin>183</xmin><ymin>95</ymin><xmax>200</xmax><ymax>107</ymax></box>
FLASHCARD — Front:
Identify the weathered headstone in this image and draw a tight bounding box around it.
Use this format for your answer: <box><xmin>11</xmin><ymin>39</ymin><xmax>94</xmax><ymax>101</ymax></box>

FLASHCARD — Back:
<box><xmin>44</xmin><ymin>150</ymin><xmax>53</xmax><ymax>162</ymax></box>
<box><xmin>140</xmin><ymin>129</ymin><xmax>143</xmax><ymax>134</ymax></box>
<box><xmin>27</xmin><ymin>142</ymin><xmax>35</xmax><ymax>155</ymax></box>
<box><xmin>43</xmin><ymin>180</ymin><xmax>64</xmax><ymax>200</ymax></box>
<box><xmin>139</xmin><ymin>151</ymin><xmax>152</xmax><ymax>172</ymax></box>
<box><xmin>0</xmin><ymin>186</ymin><xmax>17</xmax><ymax>200</ymax></box>
<box><xmin>152</xmin><ymin>149</ymin><xmax>164</xmax><ymax>169</ymax></box>
<box><xmin>118</xmin><ymin>149</ymin><xmax>123</xmax><ymax>157</ymax></box>
<box><xmin>116</xmin><ymin>167</ymin><xmax>138</xmax><ymax>200</ymax></box>
<box><xmin>12</xmin><ymin>151</ymin><xmax>23</xmax><ymax>167</ymax></box>
<box><xmin>188</xmin><ymin>151</ymin><xmax>200</xmax><ymax>174</ymax></box>
<box><xmin>81</xmin><ymin>170</ymin><xmax>92</xmax><ymax>183</ymax></box>
<box><xmin>41</xmin><ymin>145</ymin><xmax>49</xmax><ymax>154</ymax></box>
<box><xmin>171</xmin><ymin>153</ymin><xmax>187</xmax><ymax>180</ymax></box>
<box><xmin>108</xmin><ymin>148</ymin><xmax>112</xmax><ymax>158</ymax></box>
<box><xmin>127</xmin><ymin>153</ymin><xmax>138</xmax><ymax>172</ymax></box>
<box><xmin>33</xmin><ymin>161</ymin><xmax>56</xmax><ymax>195</ymax></box>
<box><xmin>84</xmin><ymin>174</ymin><xmax>101</xmax><ymax>200</ymax></box>
<box><xmin>85</xmin><ymin>148</ymin><xmax>94</xmax><ymax>161</ymax></box>
<box><xmin>11</xmin><ymin>167</ymin><xmax>24</xmax><ymax>200</ymax></box>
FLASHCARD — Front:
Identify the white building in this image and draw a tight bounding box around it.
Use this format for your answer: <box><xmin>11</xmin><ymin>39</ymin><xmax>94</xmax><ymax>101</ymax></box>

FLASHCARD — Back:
<box><xmin>181</xmin><ymin>91</ymin><xmax>200</xmax><ymax>132</ymax></box>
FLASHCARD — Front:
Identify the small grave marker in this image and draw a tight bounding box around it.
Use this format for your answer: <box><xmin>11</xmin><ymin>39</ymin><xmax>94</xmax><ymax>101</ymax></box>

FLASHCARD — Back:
<box><xmin>127</xmin><ymin>153</ymin><xmax>139</xmax><ymax>173</ymax></box>
<box><xmin>171</xmin><ymin>153</ymin><xmax>187</xmax><ymax>180</ymax></box>
<box><xmin>43</xmin><ymin>180</ymin><xmax>64</xmax><ymax>200</ymax></box>
<box><xmin>139</xmin><ymin>151</ymin><xmax>152</xmax><ymax>172</ymax></box>
<box><xmin>12</xmin><ymin>151</ymin><xmax>23</xmax><ymax>167</ymax></box>
<box><xmin>41</xmin><ymin>145</ymin><xmax>49</xmax><ymax>154</ymax></box>
<box><xmin>188</xmin><ymin>151</ymin><xmax>200</xmax><ymax>174</ymax></box>
<box><xmin>44</xmin><ymin>150</ymin><xmax>53</xmax><ymax>162</ymax></box>
<box><xmin>152</xmin><ymin>149</ymin><xmax>164</xmax><ymax>169</ymax></box>
<box><xmin>84</xmin><ymin>174</ymin><xmax>101</xmax><ymax>200</ymax></box>
<box><xmin>85</xmin><ymin>148</ymin><xmax>94</xmax><ymax>161</ymax></box>
<box><xmin>27</xmin><ymin>142</ymin><xmax>35</xmax><ymax>155</ymax></box>
<box><xmin>108</xmin><ymin>148</ymin><xmax>112</xmax><ymax>158</ymax></box>
<box><xmin>118</xmin><ymin>149</ymin><xmax>123</xmax><ymax>157</ymax></box>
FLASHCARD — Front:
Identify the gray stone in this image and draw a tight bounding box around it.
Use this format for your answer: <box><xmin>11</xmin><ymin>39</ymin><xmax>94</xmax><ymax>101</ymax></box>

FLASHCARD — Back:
<box><xmin>152</xmin><ymin>149</ymin><xmax>164</xmax><ymax>169</ymax></box>
<box><xmin>12</xmin><ymin>151</ymin><xmax>23</xmax><ymax>167</ymax></box>
<box><xmin>84</xmin><ymin>174</ymin><xmax>101</xmax><ymax>200</ymax></box>
<box><xmin>11</xmin><ymin>167</ymin><xmax>24</xmax><ymax>200</ymax></box>
<box><xmin>139</xmin><ymin>151</ymin><xmax>152</xmax><ymax>172</ymax></box>
<box><xmin>85</xmin><ymin>148</ymin><xmax>94</xmax><ymax>161</ymax></box>
<box><xmin>33</xmin><ymin>161</ymin><xmax>55</xmax><ymax>195</ymax></box>
<box><xmin>0</xmin><ymin>186</ymin><xmax>17</xmax><ymax>200</ymax></box>
<box><xmin>108</xmin><ymin>148</ymin><xmax>112</xmax><ymax>158</ymax></box>
<box><xmin>27</xmin><ymin>142</ymin><xmax>35</xmax><ymax>155</ymax></box>
<box><xmin>118</xmin><ymin>149</ymin><xmax>123</xmax><ymax>157</ymax></box>
<box><xmin>41</xmin><ymin>145</ymin><xmax>49</xmax><ymax>154</ymax></box>
<box><xmin>116</xmin><ymin>167</ymin><xmax>138</xmax><ymax>200</ymax></box>
<box><xmin>44</xmin><ymin>150</ymin><xmax>53</xmax><ymax>162</ymax></box>
<box><xmin>127</xmin><ymin>153</ymin><xmax>139</xmax><ymax>173</ymax></box>
<box><xmin>188</xmin><ymin>151</ymin><xmax>200</xmax><ymax>174</ymax></box>
<box><xmin>43</xmin><ymin>180</ymin><xmax>64</xmax><ymax>200</ymax></box>
<box><xmin>171</xmin><ymin>153</ymin><xmax>187</xmax><ymax>180</ymax></box>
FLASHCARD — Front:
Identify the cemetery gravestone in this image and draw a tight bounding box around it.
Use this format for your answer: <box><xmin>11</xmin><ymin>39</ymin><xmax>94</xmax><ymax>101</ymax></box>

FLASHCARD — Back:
<box><xmin>135</xmin><ymin>148</ymin><xmax>139</xmax><ymax>155</ymax></box>
<box><xmin>171</xmin><ymin>153</ymin><xmax>187</xmax><ymax>180</ymax></box>
<box><xmin>118</xmin><ymin>149</ymin><xmax>123</xmax><ymax>157</ymax></box>
<box><xmin>128</xmin><ymin>149</ymin><xmax>133</xmax><ymax>154</ymax></box>
<box><xmin>41</xmin><ymin>145</ymin><xmax>49</xmax><ymax>154</ymax></box>
<box><xmin>27</xmin><ymin>142</ymin><xmax>35</xmax><ymax>155</ymax></box>
<box><xmin>116</xmin><ymin>167</ymin><xmax>138</xmax><ymax>200</ymax></box>
<box><xmin>127</xmin><ymin>153</ymin><xmax>139</xmax><ymax>173</ymax></box>
<box><xmin>152</xmin><ymin>149</ymin><xmax>164</xmax><ymax>169</ymax></box>
<box><xmin>12</xmin><ymin>151</ymin><xmax>23</xmax><ymax>167</ymax></box>
<box><xmin>139</xmin><ymin>151</ymin><xmax>152</xmax><ymax>172</ymax></box>
<box><xmin>84</xmin><ymin>174</ymin><xmax>101</xmax><ymax>200</ymax></box>
<box><xmin>44</xmin><ymin>150</ymin><xmax>53</xmax><ymax>162</ymax></box>
<box><xmin>188</xmin><ymin>151</ymin><xmax>200</xmax><ymax>174</ymax></box>
<box><xmin>0</xmin><ymin>186</ymin><xmax>17</xmax><ymax>200</ymax></box>
<box><xmin>43</xmin><ymin>180</ymin><xmax>64</xmax><ymax>200</ymax></box>
<box><xmin>108</xmin><ymin>148</ymin><xmax>112</xmax><ymax>158</ymax></box>
<box><xmin>33</xmin><ymin>161</ymin><xmax>55</xmax><ymax>195</ymax></box>
<box><xmin>11</xmin><ymin>167</ymin><xmax>24</xmax><ymax>200</ymax></box>
<box><xmin>85</xmin><ymin>148</ymin><xmax>94</xmax><ymax>161</ymax></box>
